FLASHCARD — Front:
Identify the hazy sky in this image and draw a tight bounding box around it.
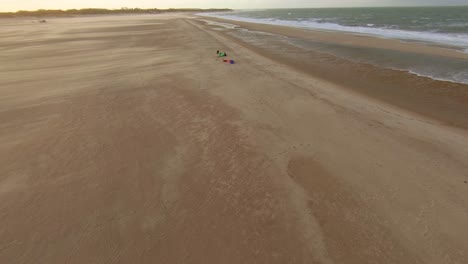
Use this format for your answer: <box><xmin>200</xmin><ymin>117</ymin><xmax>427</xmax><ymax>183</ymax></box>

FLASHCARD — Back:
<box><xmin>2</xmin><ymin>0</ymin><xmax>467</xmax><ymax>12</ymax></box>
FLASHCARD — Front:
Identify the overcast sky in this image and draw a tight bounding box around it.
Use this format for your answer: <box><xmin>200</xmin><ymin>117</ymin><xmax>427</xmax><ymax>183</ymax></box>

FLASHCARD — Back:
<box><xmin>2</xmin><ymin>0</ymin><xmax>467</xmax><ymax>12</ymax></box>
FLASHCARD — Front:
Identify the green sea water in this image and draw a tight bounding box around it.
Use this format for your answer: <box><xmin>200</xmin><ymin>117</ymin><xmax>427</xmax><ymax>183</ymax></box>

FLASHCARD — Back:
<box><xmin>229</xmin><ymin>7</ymin><xmax>468</xmax><ymax>34</ymax></box>
<box><xmin>208</xmin><ymin>7</ymin><xmax>468</xmax><ymax>51</ymax></box>
<box><xmin>203</xmin><ymin>7</ymin><xmax>468</xmax><ymax>84</ymax></box>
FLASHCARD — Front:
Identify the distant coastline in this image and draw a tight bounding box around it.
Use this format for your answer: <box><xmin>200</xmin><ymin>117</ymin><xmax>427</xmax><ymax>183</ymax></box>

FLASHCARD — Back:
<box><xmin>0</xmin><ymin>8</ymin><xmax>233</xmax><ymax>18</ymax></box>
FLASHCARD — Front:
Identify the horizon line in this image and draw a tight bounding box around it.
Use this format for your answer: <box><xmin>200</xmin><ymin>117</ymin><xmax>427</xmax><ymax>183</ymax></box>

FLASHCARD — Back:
<box><xmin>2</xmin><ymin>5</ymin><xmax>468</xmax><ymax>13</ymax></box>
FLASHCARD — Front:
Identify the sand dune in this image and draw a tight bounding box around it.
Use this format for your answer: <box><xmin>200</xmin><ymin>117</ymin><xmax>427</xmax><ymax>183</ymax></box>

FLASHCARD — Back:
<box><xmin>0</xmin><ymin>14</ymin><xmax>467</xmax><ymax>263</ymax></box>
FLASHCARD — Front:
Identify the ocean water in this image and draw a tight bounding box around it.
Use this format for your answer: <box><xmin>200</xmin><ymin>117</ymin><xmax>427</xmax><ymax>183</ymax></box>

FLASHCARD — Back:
<box><xmin>204</xmin><ymin>7</ymin><xmax>468</xmax><ymax>51</ymax></box>
<box><xmin>201</xmin><ymin>7</ymin><xmax>468</xmax><ymax>84</ymax></box>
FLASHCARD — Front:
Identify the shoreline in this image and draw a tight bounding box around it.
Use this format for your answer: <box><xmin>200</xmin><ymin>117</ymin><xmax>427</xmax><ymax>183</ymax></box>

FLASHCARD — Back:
<box><xmin>195</xmin><ymin>16</ymin><xmax>468</xmax><ymax>129</ymax></box>
<box><xmin>197</xmin><ymin>14</ymin><xmax>468</xmax><ymax>60</ymax></box>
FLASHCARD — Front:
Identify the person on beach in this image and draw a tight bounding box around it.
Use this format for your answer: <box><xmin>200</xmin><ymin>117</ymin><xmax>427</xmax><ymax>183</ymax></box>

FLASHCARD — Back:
<box><xmin>217</xmin><ymin>50</ymin><xmax>227</xmax><ymax>57</ymax></box>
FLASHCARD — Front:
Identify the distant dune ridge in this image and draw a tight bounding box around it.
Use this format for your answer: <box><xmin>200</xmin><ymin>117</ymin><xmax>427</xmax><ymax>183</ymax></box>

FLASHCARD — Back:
<box><xmin>0</xmin><ymin>8</ymin><xmax>232</xmax><ymax>18</ymax></box>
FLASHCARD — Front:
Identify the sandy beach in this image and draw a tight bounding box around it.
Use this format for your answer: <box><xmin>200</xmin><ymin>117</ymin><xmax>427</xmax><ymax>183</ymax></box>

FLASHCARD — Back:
<box><xmin>1</xmin><ymin>14</ymin><xmax>468</xmax><ymax>263</ymax></box>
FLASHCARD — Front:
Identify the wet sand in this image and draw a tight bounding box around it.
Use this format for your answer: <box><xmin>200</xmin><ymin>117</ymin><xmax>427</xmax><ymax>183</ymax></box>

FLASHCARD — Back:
<box><xmin>1</xmin><ymin>14</ymin><xmax>468</xmax><ymax>263</ymax></box>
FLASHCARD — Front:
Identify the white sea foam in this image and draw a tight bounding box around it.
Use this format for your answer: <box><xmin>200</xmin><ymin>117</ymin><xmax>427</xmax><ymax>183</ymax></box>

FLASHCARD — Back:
<box><xmin>198</xmin><ymin>19</ymin><xmax>239</xmax><ymax>29</ymax></box>
<box><xmin>407</xmin><ymin>70</ymin><xmax>468</xmax><ymax>85</ymax></box>
<box><xmin>200</xmin><ymin>13</ymin><xmax>468</xmax><ymax>52</ymax></box>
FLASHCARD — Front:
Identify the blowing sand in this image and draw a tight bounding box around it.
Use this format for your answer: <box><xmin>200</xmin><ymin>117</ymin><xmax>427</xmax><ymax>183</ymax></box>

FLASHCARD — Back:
<box><xmin>0</xmin><ymin>14</ymin><xmax>467</xmax><ymax>263</ymax></box>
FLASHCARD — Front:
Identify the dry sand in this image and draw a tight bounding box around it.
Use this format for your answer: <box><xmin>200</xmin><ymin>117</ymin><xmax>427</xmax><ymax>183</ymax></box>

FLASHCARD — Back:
<box><xmin>0</xmin><ymin>14</ymin><xmax>468</xmax><ymax>263</ymax></box>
